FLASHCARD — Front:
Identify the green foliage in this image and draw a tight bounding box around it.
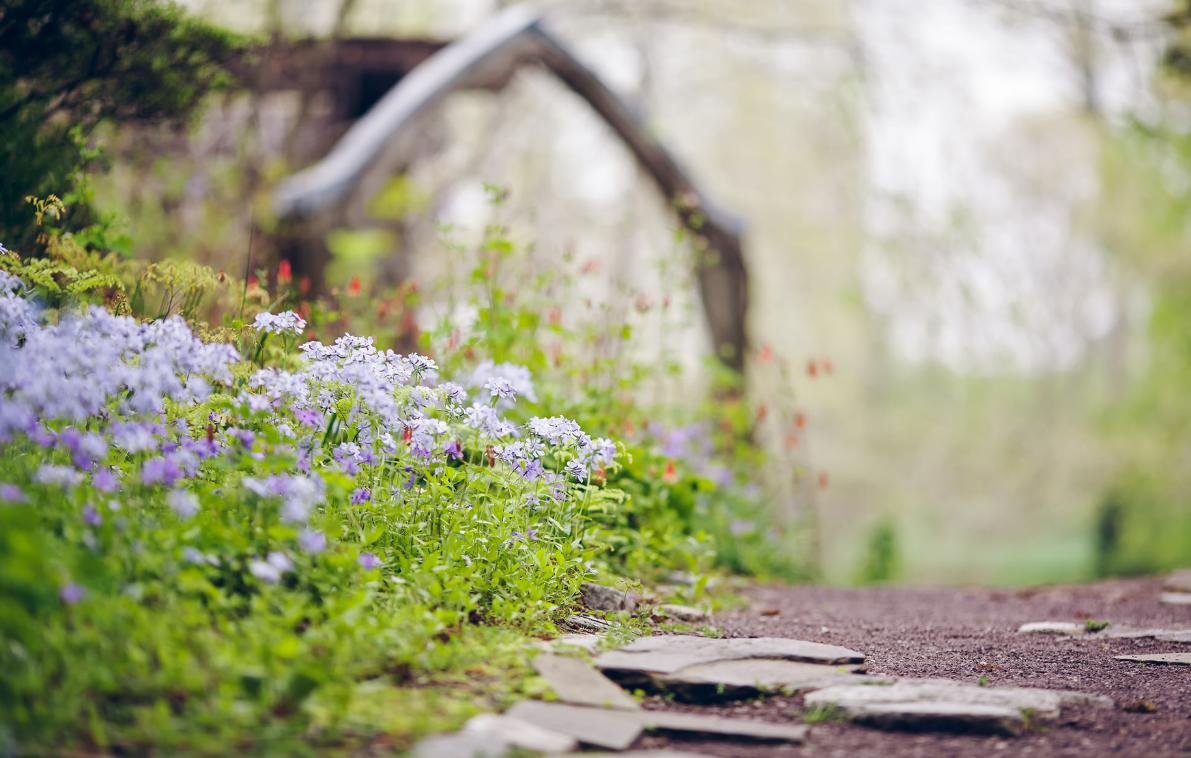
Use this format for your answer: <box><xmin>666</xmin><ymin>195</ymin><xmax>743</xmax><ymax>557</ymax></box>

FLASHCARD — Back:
<box><xmin>1091</xmin><ymin>126</ymin><xmax>1191</xmax><ymax>575</ymax></box>
<box><xmin>0</xmin><ymin>0</ymin><xmax>245</xmax><ymax>249</ymax></box>
<box><xmin>855</xmin><ymin>518</ymin><xmax>901</xmax><ymax>584</ymax></box>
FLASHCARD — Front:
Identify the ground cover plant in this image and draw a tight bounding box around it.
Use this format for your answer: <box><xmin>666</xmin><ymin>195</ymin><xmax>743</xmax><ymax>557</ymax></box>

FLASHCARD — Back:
<box><xmin>0</xmin><ymin>201</ymin><xmax>807</xmax><ymax>752</ymax></box>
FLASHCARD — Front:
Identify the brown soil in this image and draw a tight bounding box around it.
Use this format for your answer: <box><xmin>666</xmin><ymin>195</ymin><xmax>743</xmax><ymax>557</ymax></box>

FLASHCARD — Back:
<box><xmin>639</xmin><ymin>576</ymin><xmax>1191</xmax><ymax>757</ymax></box>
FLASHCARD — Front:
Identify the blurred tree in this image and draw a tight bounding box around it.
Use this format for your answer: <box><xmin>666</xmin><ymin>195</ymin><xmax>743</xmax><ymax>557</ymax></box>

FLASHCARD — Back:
<box><xmin>0</xmin><ymin>0</ymin><xmax>244</xmax><ymax>250</ymax></box>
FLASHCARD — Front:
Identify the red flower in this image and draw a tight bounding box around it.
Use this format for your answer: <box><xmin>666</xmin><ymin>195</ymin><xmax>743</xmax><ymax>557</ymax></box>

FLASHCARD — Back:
<box><xmin>662</xmin><ymin>461</ymin><xmax>678</xmax><ymax>484</ymax></box>
<box><xmin>794</xmin><ymin>412</ymin><xmax>806</xmax><ymax>430</ymax></box>
<box><xmin>806</xmin><ymin>360</ymin><xmax>818</xmax><ymax>378</ymax></box>
<box><xmin>349</xmin><ymin>277</ymin><xmax>362</xmax><ymax>296</ymax></box>
<box><xmin>277</xmin><ymin>259</ymin><xmax>292</xmax><ymax>285</ymax></box>
<box><xmin>817</xmin><ymin>470</ymin><xmax>829</xmax><ymax>489</ymax></box>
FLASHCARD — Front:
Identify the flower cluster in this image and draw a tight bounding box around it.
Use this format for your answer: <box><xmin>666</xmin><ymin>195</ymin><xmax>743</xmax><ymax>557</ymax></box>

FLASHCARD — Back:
<box><xmin>253</xmin><ymin>310</ymin><xmax>307</xmax><ymax>335</ymax></box>
<box><xmin>0</xmin><ymin>286</ymin><xmax>619</xmax><ymax>602</ymax></box>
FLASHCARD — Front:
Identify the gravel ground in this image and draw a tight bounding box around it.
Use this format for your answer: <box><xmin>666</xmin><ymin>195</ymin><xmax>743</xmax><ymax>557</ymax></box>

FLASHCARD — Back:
<box><xmin>638</xmin><ymin>576</ymin><xmax>1191</xmax><ymax>757</ymax></box>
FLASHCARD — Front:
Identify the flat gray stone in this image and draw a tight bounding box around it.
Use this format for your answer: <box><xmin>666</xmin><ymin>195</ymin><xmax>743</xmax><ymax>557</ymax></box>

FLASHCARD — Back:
<box><xmin>843</xmin><ymin>701</ymin><xmax>1024</xmax><ymax>735</ymax></box>
<box><xmin>540</xmin><ymin>633</ymin><xmax>604</xmax><ymax>653</ymax></box>
<box><xmin>1100</xmin><ymin>626</ymin><xmax>1191</xmax><ymax>641</ymax></box>
<box><xmin>533</xmin><ymin>654</ymin><xmax>639</xmax><ymax>710</ymax></box>
<box><xmin>506</xmin><ymin>700</ymin><xmax>807</xmax><ymax>747</ymax></box>
<box><xmin>463</xmin><ymin>713</ymin><xmax>577</xmax><ymax>753</ymax></box>
<box><xmin>1159</xmin><ymin>592</ymin><xmax>1191</xmax><ymax>606</ymax></box>
<box><xmin>1115</xmin><ymin>653</ymin><xmax>1191</xmax><ymax>666</ymax></box>
<box><xmin>637</xmin><ymin>710</ymin><xmax>808</xmax><ymax>743</ymax></box>
<box><xmin>1164</xmin><ymin>569</ymin><xmax>1191</xmax><ymax>593</ymax></box>
<box><xmin>412</xmin><ymin>731</ymin><xmax>508</xmax><ymax>758</ymax></box>
<box><xmin>654</xmin><ymin>659</ymin><xmax>883</xmax><ymax>700</ymax></box>
<box><xmin>580</xmin><ymin>582</ymin><xmax>641</xmax><ymax>613</ymax></box>
<box><xmin>595</xmin><ymin>635</ymin><xmax>865</xmax><ymax>677</ymax></box>
<box><xmin>555</xmin><ymin>753</ymin><xmax>712</xmax><ymax>758</ymax></box>
<box><xmin>563</xmin><ymin>614</ymin><xmax>613</xmax><ymax>633</ymax></box>
<box><xmin>505</xmin><ymin>701</ymin><xmax>643</xmax><ymax>750</ymax></box>
<box><xmin>654</xmin><ymin>604</ymin><xmax>709</xmax><ymax>623</ymax></box>
<box><xmin>1017</xmin><ymin>621</ymin><xmax>1085</xmax><ymax>636</ymax></box>
<box><xmin>1155</xmin><ymin>631</ymin><xmax>1191</xmax><ymax>643</ymax></box>
<box><xmin>804</xmin><ymin>679</ymin><xmax>1110</xmax><ymax>722</ymax></box>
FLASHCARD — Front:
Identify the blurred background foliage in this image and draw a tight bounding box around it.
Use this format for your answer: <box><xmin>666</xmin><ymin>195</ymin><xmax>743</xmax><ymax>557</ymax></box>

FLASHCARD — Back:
<box><xmin>6</xmin><ymin>0</ymin><xmax>1191</xmax><ymax>585</ymax></box>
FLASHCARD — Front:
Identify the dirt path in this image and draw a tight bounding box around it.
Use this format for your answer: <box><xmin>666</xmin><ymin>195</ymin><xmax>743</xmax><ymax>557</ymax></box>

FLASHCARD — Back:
<box><xmin>641</xmin><ymin>576</ymin><xmax>1191</xmax><ymax>757</ymax></box>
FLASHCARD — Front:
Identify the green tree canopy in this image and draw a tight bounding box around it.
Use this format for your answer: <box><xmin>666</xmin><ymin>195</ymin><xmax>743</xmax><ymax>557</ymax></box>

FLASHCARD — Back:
<box><xmin>0</xmin><ymin>0</ymin><xmax>245</xmax><ymax>250</ymax></box>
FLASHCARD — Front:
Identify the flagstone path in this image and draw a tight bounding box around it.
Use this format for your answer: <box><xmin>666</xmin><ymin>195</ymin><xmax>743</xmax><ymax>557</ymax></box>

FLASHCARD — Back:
<box><xmin>419</xmin><ymin>573</ymin><xmax>1191</xmax><ymax>757</ymax></box>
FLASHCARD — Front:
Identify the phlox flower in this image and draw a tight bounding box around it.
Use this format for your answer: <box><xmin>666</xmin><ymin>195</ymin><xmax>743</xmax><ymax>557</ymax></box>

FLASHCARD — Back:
<box><xmin>298</xmin><ymin>529</ymin><xmax>326</xmax><ymax>555</ymax></box>
<box><xmin>253</xmin><ymin>311</ymin><xmax>306</xmax><ymax>335</ymax></box>
<box><xmin>167</xmin><ymin>489</ymin><xmax>200</xmax><ymax>519</ymax></box>
<box><xmin>34</xmin><ymin>464</ymin><xmax>83</xmax><ymax>488</ymax></box>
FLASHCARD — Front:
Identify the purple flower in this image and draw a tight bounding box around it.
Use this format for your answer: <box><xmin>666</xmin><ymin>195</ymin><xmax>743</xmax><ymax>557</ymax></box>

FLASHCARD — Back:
<box><xmin>232</xmin><ymin>429</ymin><xmax>255</xmax><ymax>448</ymax></box>
<box><xmin>249</xmin><ymin>551</ymin><xmax>293</xmax><ymax>584</ymax></box>
<box><xmin>358</xmin><ymin>552</ymin><xmax>382</xmax><ymax>570</ymax></box>
<box><xmin>298</xmin><ymin>529</ymin><xmax>326</xmax><ymax>555</ymax></box>
<box><xmin>253</xmin><ymin>310</ymin><xmax>306</xmax><ymax>335</ymax></box>
<box><xmin>0</xmin><ymin>483</ymin><xmax>27</xmax><ymax>502</ymax></box>
<box><xmin>34</xmin><ymin>464</ymin><xmax>83</xmax><ymax>488</ymax></box>
<box><xmin>60</xmin><ymin>582</ymin><xmax>85</xmax><ymax>604</ymax></box>
<box><xmin>82</xmin><ymin>504</ymin><xmax>102</xmax><ymax>527</ymax></box>
<box><xmin>443</xmin><ymin>440</ymin><xmax>463</xmax><ymax>460</ymax></box>
<box><xmin>182</xmin><ymin>546</ymin><xmax>210</xmax><ymax>565</ymax></box>
<box><xmin>91</xmin><ymin>467</ymin><xmax>120</xmax><ymax>493</ymax></box>
<box><xmin>350</xmin><ymin>487</ymin><xmax>371</xmax><ymax>505</ymax></box>
<box><xmin>294</xmin><ymin>407</ymin><xmax>323</xmax><ymax>427</ymax></box>
<box><xmin>565</xmin><ymin>459</ymin><xmax>588</xmax><ymax>481</ymax></box>
<box><xmin>141</xmin><ymin>456</ymin><xmax>182</xmax><ymax>487</ymax></box>
<box><xmin>484</xmin><ymin>378</ymin><xmax>518</xmax><ymax>402</ymax></box>
<box><xmin>167</xmin><ymin>489</ymin><xmax>200</xmax><ymax>519</ymax></box>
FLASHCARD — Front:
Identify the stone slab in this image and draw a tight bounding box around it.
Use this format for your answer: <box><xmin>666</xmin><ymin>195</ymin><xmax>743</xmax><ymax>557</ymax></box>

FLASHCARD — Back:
<box><xmin>654</xmin><ymin>658</ymin><xmax>883</xmax><ymax>700</ymax></box>
<box><xmin>595</xmin><ymin>635</ymin><xmax>864</xmax><ymax>676</ymax></box>
<box><xmin>506</xmin><ymin>700</ymin><xmax>807</xmax><ymax>747</ymax></box>
<box><xmin>804</xmin><ymin>679</ymin><xmax>1111</xmax><ymax>721</ymax></box>
<box><xmin>412</xmin><ymin>731</ymin><xmax>508</xmax><ymax>758</ymax></box>
<box><xmin>463</xmin><ymin>713</ymin><xmax>577</xmax><ymax>753</ymax></box>
<box><xmin>843</xmin><ymin>701</ymin><xmax>1024</xmax><ymax>736</ymax></box>
<box><xmin>1017</xmin><ymin>621</ymin><xmax>1085</xmax><ymax>636</ymax></box>
<box><xmin>533</xmin><ymin>654</ymin><xmax>640</xmax><ymax>710</ymax></box>
<box><xmin>1100</xmin><ymin>626</ymin><xmax>1191</xmax><ymax>642</ymax></box>
<box><xmin>555</xmin><ymin>752</ymin><xmax>713</xmax><ymax>758</ymax></box>
<box><xmin>540</xmin><ymin>633</ymin><xmax>604</xmax><ymax>653</ymax></box>
<box><xmin>580</xmin><ymin>582</ymin><xmax>641</xmax><ymax>612</ymax></box>
<box><xmin>505</xmin><ymin>700</ymin><xmax>643</xmax><ymax>750</ymax></box>
<box><xmin>654</xmin><ymin>604</ymin><xmax>709</xmax><ymax>623</ymax></box>
<box><xmin>1164</xmin><ymin>569</ymin><xmax>1191</xmax><ymax>593</ymax></box>
<box><xmin>564</xmin><ymin>614</ymin><xmax>612</xmax><ymax>633</ymax></box>
<box><xmin>637</xmin><ymin>710</ymin><xmax>808</xmax><ymax>743</ymax></box>
<box><xmin>1159</xmin><ymin>592</ymin><xmax>1191</xmax><ymax>606</ymax></box>
<box><xmin>1115</xmin><ymin>653</ymin><xmax>1191</xmax><ymax>666</ymax></box>
<box><xmin>1156</xmin><ymin>631</ymin><xmax>1191</xmax><ymax>643</ymax></box>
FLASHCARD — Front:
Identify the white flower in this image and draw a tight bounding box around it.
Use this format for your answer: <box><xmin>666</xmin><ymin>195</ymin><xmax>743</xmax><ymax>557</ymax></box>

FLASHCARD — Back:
<box><xmin>253</xmin><ymin>311</ymin><xmax>306</xmax><ymax>335</ymax></box>
<box><xmin>34</xmin><ymin>464</ymin><xmax>83</xmax><ymax>488</ymax></box>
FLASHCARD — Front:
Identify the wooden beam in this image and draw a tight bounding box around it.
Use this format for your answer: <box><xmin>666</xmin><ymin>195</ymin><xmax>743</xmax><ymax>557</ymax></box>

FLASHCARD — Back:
<box><xmin>272</xmin><ymin>5</ymin><xmax>750</xmax><ymax>374</ymax></box>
